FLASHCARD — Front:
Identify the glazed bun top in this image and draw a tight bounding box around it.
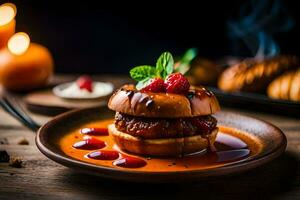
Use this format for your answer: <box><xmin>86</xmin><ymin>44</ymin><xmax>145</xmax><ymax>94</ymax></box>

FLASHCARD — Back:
<box><xmin>108</xmin><ymin>84</ymin><xmax>220</xmax><ymax>118</ymax></box>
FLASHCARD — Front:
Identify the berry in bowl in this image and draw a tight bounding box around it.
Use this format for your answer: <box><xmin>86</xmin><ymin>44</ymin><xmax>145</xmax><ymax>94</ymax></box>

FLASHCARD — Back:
<box><xmin>53</xmin><ymin>75</ymin><xmax>114</xmax><ymax>100</ymax></box>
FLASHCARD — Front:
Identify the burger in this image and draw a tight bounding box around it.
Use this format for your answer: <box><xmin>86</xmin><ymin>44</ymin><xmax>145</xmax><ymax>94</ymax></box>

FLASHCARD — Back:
<box><xmin>108</xmin><ymin>52</ymin><xmax>220</xmax><ymax>156</ymax></box>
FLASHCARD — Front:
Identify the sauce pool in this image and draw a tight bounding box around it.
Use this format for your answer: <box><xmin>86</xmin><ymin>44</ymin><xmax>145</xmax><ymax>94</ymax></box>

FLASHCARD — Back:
<box><xmin>60</xmin><ymin>119</ymin><xmax>261</xmax><ymax>172</ymax></box>
<box><xmin>80</xmin><ymin>128</ymin><xmax>109</xmax><ymax>136</ymax></box>
<box><xmin>87</xmin><ymin>150</ymin><xmax>119</xmax><ymax>160</ymax></box>
<box><xmin>72</xmin><ymin>138</ymin><xmax>106</xmax><ymax>150</ymax></box>
<box><xmin>113</xmin><ymin>156</ymin><xmax>147</xmax><ymax>168</ymax></box>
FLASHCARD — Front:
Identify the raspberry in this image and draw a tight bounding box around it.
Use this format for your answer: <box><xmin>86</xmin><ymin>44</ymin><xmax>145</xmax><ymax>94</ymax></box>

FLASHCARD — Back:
<box><xmin>165</xmin><ymin>73</ymin><xmax>190</xmax><ymax>94</ymax></box>
<box><xmin>141</xmin><ymin>78</ymin><xmax>165</xmax><ymax>93</ymax></box>
<box><xmin>76</xmin><ymin>75</ymin><xmax>93</xmax><ymax>92</ymax></box>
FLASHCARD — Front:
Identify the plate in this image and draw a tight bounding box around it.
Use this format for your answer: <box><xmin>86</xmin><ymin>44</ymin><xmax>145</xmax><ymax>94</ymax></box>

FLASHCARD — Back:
<box><xmin>36</xmin><ymin>106</ymin><xmax>286</xmax><ymax>182</ymax></box>
<box><xmin>208</xmin><ymin>87</ymin><xmax>300</xmax><ymax>117</ymax></box>
<box><xmin>24</xmin><ymin>89</ymin><xmax>106</xmax><ymax>116</ymax></box>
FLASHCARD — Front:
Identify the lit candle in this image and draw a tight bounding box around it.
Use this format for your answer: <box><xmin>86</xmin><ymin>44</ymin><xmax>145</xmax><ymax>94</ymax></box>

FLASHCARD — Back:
<box><xmin>0</xmin><ymin>3</ymin><xmax>16</xmax><ymax>49</ymax></box>
<box><xmin>0</xmin><ymin>32</ymin><xmax>54</xmax><ymax>91</ymax></box>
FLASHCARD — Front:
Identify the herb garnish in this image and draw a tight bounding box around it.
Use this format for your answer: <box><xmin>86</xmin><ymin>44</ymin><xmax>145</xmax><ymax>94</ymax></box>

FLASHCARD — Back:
<box><xmin>130</xmin><ymin>52</ymin><xmax>174</xmax><ymax>90</ymax></box>
<box><xmin>130</xmin><ymin>49</ymin><xmax>197</xmax><ymax>90</ymax></box>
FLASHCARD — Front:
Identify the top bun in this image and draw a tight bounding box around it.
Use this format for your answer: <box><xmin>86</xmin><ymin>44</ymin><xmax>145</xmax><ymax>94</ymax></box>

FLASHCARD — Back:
<box><xmin>108</xmin><ymin>84</ymin><xmax>220</xmax><ymax>118</ymax></box>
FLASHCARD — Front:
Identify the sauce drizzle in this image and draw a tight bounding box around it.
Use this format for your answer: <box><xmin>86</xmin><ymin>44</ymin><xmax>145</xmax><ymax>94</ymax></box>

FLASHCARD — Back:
<box><xmin>63</xmin><ymin>120</ymin><xmax>256</xmax><ymax>171</ymax></box>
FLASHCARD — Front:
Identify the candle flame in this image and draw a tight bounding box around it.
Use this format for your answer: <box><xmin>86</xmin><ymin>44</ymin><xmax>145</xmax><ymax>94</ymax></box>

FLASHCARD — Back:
<box><xmin>0</xmin><ymin>3</ymin><xmax>16</xmax><ymax>26</ymax></box>
<box><xmin>8</xmin><ymin>32</ymin><xmax>30</xmax><ymax>55</ymax></box>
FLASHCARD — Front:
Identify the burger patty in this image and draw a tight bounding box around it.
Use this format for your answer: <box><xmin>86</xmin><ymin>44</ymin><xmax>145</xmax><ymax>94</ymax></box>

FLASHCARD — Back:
<box><xmin>114</xmin><ymin>112</ymin><xmax>217</xmax><ymax>139</ymax></box>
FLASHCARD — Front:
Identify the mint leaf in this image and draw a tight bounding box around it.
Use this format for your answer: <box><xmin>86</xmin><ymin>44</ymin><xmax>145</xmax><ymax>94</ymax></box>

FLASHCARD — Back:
<box><xmin>181</xmin><ymin>48</ymin><xmax>198</xmax><ymax>63</ymax></box>
<box><xmin>130</xmin><ymin>65</ymin><xmax>157</xmax><ymax>81</ymax></box>
<box><xmin>136</xmin><ymin>77</ymin><xmax>152</xmax><ymax>90</ymax></box>
<box><xmin>175</xmin><ymin>48</ymin><xmax>198</xmax><ymax>74</ymax></box>
<box><xmin>156</xmin><ymin>52</ymin><xmax>174</xmax><ymax>79</ymax></box>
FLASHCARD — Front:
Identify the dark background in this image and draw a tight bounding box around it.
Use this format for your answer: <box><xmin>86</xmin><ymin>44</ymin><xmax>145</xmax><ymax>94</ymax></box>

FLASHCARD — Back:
<box><xmin>9</xmin><ymin>0</ymin><xmax>300</xmax><ymax>74</ymax></box>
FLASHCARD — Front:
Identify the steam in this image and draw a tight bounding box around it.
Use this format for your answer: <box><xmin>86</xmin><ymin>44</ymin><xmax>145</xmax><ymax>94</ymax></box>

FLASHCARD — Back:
<box><xmin>228</xmin><ymin>0</ymin><xmax>294</xmax><ymax>60</ymax></box>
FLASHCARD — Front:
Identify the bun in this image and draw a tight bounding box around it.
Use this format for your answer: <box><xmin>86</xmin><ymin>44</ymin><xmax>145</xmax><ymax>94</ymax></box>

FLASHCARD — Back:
<box><xmin>108</xmin><ymin>84</ymin><xmax>220</xmax><ymax>118</ymax></box>
<box><xmin>218</xmin><ymin>56</ymin><xmax>299</xmax><ymax>93</ymax></box>
<box><xmin>109</xmin><ymin>124</ymin><xmax>218</xmax><ymax>156</ymax></box>
<box><xmin>267</xmin><ymin>69</ymin><xmax>300</xmax><ymax>102</ymax></box>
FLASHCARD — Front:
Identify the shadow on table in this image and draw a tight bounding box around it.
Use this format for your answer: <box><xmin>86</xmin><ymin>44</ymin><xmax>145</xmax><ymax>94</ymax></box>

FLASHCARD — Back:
<box><xmin>60</xmin><ymin>151</ymin><xmax>299</xmax><ymax>199</ymax></box>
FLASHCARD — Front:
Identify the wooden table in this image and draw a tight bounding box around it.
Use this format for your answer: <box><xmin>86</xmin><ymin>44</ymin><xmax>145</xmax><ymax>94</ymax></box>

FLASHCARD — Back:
<box><xmin>0</xmin><ymin>75</ymin><xmax>300</xmax><ymax>199</ymax></box>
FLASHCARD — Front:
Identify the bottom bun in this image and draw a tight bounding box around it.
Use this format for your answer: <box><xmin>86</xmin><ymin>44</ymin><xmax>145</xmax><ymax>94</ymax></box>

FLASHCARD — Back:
<box><xmin>108</xmin><ymin>124</ymin><xmax>218</xmax><ymax>156</ymax></box>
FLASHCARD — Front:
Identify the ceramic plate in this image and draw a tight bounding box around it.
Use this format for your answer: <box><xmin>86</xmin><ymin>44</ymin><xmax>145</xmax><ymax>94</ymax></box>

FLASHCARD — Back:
<box><xmin>36</xmin><ymin>106</ymin><xmax>286</xmax><ymax>182</ymax></box>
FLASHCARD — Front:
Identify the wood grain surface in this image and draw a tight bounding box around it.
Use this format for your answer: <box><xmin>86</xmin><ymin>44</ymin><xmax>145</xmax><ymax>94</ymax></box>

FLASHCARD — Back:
<box><xmin>0</xmin><ymin>75</ymin><xmax>300</xmax><ymax>200</ymax></box>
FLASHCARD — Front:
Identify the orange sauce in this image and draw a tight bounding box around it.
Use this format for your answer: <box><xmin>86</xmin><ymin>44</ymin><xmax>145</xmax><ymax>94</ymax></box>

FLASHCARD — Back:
<box><xmin>59</xmin><ymin>119</ymin><xmax>261</xmax><ymax>172</ymax></box>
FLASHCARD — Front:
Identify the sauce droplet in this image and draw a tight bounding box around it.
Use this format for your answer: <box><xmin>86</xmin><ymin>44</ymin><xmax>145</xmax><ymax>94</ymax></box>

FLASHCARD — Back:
<box><xmin>125</xmin><ymin>90</ymin><xmax>134</xmax><ymax>98</ymax></box>
<box><xmin>113</xmin><ymin>156</ymin><xmax>147</xmax><ymax>168</ymax></box>
<box><xmin>138</xmin><ymin>95</ymin><xmax>149</xmax><ymax>103</ymax></box>
<box><xmin>80</xmin><ymin>128</ymin><xmax>109</xmax><ymax>136</ymax></box>
<box><xmin>145</xmin><ymin>99</ymin><xmax>154</xmax><ymax>108</ymax></box>
<box><xmin>205</xmin><ymin>135</ymin><xmax>216</xmax><ymax>152</ymax></box>
<box><xmin>87</xmin><ymin>150</ymin><xmax>119</xmax><ymax>160</ymax></box>
<box><xmin>73</xmin><ymin>138</ymin><xmax>106</xmax><ymax>150</ymax></box>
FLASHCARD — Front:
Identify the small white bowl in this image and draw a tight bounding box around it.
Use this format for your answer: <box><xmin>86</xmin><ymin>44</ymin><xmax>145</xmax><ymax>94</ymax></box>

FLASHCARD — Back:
<box><xmin>53</xmin><ymin>82</ymin><xmax>114</xmax><ymax>100</ymax></box>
